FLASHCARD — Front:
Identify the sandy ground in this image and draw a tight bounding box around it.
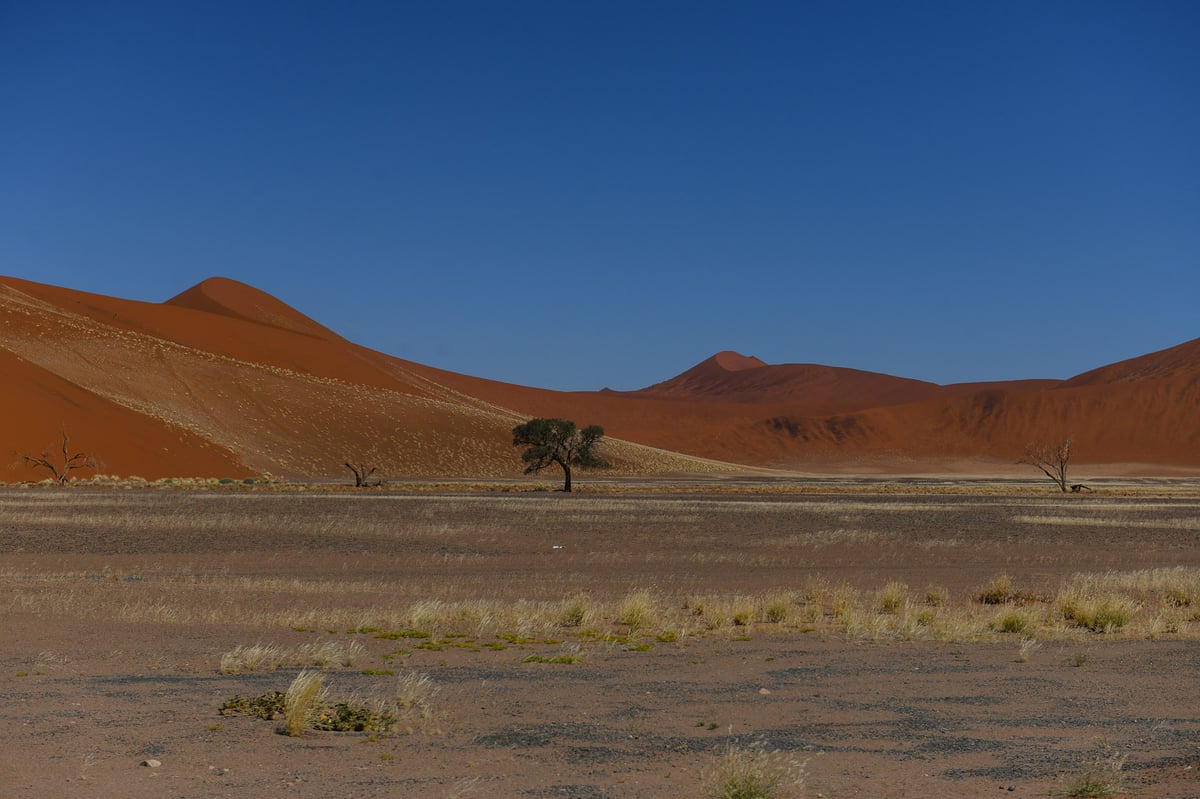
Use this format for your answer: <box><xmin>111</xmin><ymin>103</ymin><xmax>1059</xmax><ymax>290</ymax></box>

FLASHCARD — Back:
<box><xmin>3</xmin><ymin>482</ymin><xmax>1200</xmax><ymax>798</ymax></box>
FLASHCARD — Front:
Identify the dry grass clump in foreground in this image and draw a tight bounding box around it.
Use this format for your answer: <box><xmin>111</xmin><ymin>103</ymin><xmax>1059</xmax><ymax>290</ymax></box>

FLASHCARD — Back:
<box><xmin>283</xmin><ymin>670</ymin><xmax>327</xmax><ymax>737</ymax></box>
<box><xmin>705</xmin><ymin>741</ymin><xmax>807</xmax><ymax>799</ymax></box>
<box><xmin>394</xmin><ymin>671</ymin><xmax>442</xmax><ymax>734</ymax></box>
<box><xmin>223</xmin><ymin>668</ymin><xmax>438</xmax><ymax>737</ymax></box>
<box><xmin>1053</xmin><ymin>745</ymin><xmax>1127</xmax><ymax>797</ymax></box>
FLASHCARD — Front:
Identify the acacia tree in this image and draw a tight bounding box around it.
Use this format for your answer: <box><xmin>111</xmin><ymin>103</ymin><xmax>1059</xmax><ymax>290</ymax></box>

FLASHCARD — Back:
<box><xmin>512</xmin><ymin>418</ymin><xmax>609</xmax><ymax>492</ymax></box>
<box><xmin>1019</xmin><ymin>438</ymin><xmax>1072</xmax><ymax>492</ymax></box>
<box><xmin>21</xmin><ymin>429</ymin><xmax>98</xmax><ymax>485</ymax></box>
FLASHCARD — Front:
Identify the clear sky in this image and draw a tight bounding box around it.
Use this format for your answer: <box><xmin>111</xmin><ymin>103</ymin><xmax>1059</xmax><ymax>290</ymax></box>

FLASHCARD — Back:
<box><xmin>3</xmin><ymin>2</ymin><xmax>1198</xmax><ymax>391</ymax></box>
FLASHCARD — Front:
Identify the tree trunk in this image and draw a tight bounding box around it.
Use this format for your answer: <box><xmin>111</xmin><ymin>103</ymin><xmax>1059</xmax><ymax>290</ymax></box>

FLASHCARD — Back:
<box><xmin>562</xmin><ymin>464</ymin><xmax>573</xmax><ymax>492</ymax></box>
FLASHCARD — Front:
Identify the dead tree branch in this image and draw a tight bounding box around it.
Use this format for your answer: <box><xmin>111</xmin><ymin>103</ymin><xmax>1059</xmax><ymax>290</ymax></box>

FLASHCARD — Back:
<box><xmin>344</xmin><ymin>462</ymin><xmax>379</xmax><ymax>488</ymax></box>
<box><xmin>1018</xmin><ymin>438</ymin><xmax>1072</xmax><ymax>493</ymax></box>
<box><xmin>21</xmin><ymin>429</ymin><xmax>98</xmax><ymax>485</ymax></box>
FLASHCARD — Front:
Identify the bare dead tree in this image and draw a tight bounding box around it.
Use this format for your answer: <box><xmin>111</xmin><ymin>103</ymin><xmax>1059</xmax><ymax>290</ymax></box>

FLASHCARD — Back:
<box><xmin>21</xmin><ymin>429</ymin><xmax>98</xmax><ymax>485</ymax></box>
<box><xmin>1018</xmin><ymin>438</ymin><xmax>1072</xmax><ymax>493</ymax></box>
<box><xmin>344</xmin><ymin>462</ymin><xmax>379</xmax><ymax>488</ymax></box>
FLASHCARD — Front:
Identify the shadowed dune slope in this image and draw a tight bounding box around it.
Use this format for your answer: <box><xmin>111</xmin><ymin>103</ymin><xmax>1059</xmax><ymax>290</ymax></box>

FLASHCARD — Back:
<box><xmin>0</xmin><ymin>347</ymin><xmax>247</xmax><ymax>480</ymax></box>
<box><xmin>2</xmin><ymin>276</ymin><xmax>1197</xmax><ymax>479</ymax></box>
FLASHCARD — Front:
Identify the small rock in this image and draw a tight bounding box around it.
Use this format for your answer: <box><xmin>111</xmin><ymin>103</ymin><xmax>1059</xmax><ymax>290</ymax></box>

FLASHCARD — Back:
<box><xmin>758</xmin><ymin>688</ymin><xmax>772</xmax><ymax>695</ymax></box>
<box><xmin>141</xmin><ymin>759</ymin><xmax>162</xmax><ymax>768</ymax></box>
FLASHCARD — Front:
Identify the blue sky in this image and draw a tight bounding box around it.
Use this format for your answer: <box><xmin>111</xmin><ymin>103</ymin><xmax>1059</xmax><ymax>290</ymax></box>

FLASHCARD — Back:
<box><xmin>3</xmin><ymin>2</ymin><xmax>1198</xmax><ymax>391</ymax></box>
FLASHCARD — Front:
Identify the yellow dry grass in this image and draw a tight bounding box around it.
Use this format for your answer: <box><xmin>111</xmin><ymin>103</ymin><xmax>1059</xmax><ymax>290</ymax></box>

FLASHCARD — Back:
<box><xmin>4</xmin><ymin>487</ymin><xmax>1200</xmax><ymax>646</ymax></box>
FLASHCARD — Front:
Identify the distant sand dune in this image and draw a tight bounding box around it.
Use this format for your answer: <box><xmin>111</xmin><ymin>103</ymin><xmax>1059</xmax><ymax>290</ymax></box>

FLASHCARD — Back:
<box><xmin>1</xmin><ymin>275</ymin><xmax>1197</xmax><ymax>480</ymax></box>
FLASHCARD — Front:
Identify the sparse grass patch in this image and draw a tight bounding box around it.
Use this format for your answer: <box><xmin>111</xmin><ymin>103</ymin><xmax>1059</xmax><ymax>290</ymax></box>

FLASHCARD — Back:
<box><xmin>992</xmin><ymin>610</ymin><xmax>1031</xmax><ymax>634</ymax></box>
<box><xmin>558</xmin><ymin>595</ymin><xmax>592</xmax><ymax>628</ymax></box>
<box><xmin>704</xmin><ymin>741</ymin><xmax>806</xmax><ymax>799</ymax></box>
<box><xmin>1018</xmin><ymin>637</ymin><xmax>1042</xmax><ymax>662</ymax></box>
<box><xmin>763</xmin><ymin>593</ymin><xmax>794</xmax><ymax>624</ymax></box>
<box><xmin>976</xmin><ymin>573</ymin><xmax>1017</xmax><ymax>604</ymax></box>
<box><xmin>523</xmin><ymin>654</ymin><xmax>581</xmax><ymax>664</ymax></box>
<box><xmin>219</xmin><ymin>641</ymin><xmax>365</xmax><ymax>673</ymax></box>
<box><xmin>914</xmin><ymin>608</ymin><xmax>938</xmax><ymax>627</ymax></box>
<box><xmin>830</xmin><ymin>583</ymin><xmax>856</xmax><ymax>621</ymax></box>
<box><xmin>374</xmin><ymin>629</ymin><xmax>432</xmax><ymax>640</ymax></box>
<box><xmin>618</xmin><ymin>589</ymin><xmax>657</xmax><ymax>633</ymax></box>
<box><xmin>1058</xmin><ymin>592</ymin><xmax>1138</xmax><ymax>633</ymax></box>
<box><xmin>877</xmin><ymin>581</ymin><xmax>908</xmax><ymax>614</ymax></box>
<box><xmin>221</xmin><ymin>684</ymin><xmax>399</xmax><ymax>735</ymax></box>
<box><xmin>1054</xmin><ymin>746</ymin><xmax>1126</xmax><ymax>797</ymax></box>
<box><xmin>923</xmin><ymin>585</ymin><xmax>949</xmax><ymax>607</ymax></box>
<box><xmin>731</xmin><ymin>596</ymin><xmax>758</xmax><ymax>627</ymax></box>
<box><xmin>689</xmin><ymin>596</ymin><xmax>730</xmax><ymax>630</ymax></box>
<box><xmin>394</xmin><ymin>671</ymin><xmax>441</xmax><ymax>733</ymax></box>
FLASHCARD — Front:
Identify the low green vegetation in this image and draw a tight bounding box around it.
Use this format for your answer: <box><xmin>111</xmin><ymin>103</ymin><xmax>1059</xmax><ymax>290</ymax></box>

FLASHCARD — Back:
<box><xmin>220</xmin><ymin>669</ymin><xmax>440</xmax><ymax>736</ymax></box>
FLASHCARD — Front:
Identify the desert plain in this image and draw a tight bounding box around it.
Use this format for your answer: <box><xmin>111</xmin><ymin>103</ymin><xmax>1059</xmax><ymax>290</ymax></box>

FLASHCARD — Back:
<box><xmin>4</xmin><ymin>276</ymin><xmax>1200</xmax><ymax>797</ymax></box>
<box><xmin>4</xmin><ymin>478</ymin><xmax>1200</xmax><ymax>799</ymax></box>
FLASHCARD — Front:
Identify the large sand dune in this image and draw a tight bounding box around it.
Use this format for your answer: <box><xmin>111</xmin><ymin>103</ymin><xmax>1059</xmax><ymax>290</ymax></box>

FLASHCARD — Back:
<box><xmin>1</xmin><ymin>276</ymin><xmax>1197</xmax><ymax>480</ymax></box>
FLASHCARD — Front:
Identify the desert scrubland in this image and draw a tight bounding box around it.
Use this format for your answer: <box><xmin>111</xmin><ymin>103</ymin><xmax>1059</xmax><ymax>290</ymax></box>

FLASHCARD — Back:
<box><xmin>3</xmin><ymin>482</ymin><xmax>1200</xmax><ymax>798</ymax></box>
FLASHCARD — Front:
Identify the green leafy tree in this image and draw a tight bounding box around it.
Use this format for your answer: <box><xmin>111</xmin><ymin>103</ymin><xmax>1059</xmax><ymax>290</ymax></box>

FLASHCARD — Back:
<box><xmin>512</xmin><ymin>418</ymin><xmax>609</xmax><ymax>492</ymax></box>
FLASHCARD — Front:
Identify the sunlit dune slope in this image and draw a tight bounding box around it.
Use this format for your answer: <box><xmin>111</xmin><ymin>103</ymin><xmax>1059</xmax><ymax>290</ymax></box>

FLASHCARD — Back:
<box><xmin>2</xmin><ymin>275</ymin><xmax>1197</xmax><ymax>480</ymax></box>
<box><xmin>0</xmin><ymin>277</ymin><xmax>728</xmax><ymax>481</ymax></box>
<box><xmin>410</xmin><ymin>344</ymin><xmax>1200</xmax><ymax>471</ymax></box>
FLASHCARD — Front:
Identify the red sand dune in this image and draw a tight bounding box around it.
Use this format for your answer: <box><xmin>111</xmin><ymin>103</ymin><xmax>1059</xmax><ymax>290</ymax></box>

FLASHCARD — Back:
<box><xmin>1</xmin><ymin>275</ymin><xmax>1197</xmax><ymax>480</ymax></box>
<box><xmin>632</xmin><ymin>350</ymin><xmax>946</xmax><ymax>411</ymax></box>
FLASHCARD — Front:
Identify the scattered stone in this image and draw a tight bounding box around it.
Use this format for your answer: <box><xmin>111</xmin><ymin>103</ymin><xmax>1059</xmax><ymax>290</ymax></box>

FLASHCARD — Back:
<box><xmin>141</xmin><ymin>759</ymin><xmax>162</xmax><ymax>768</ymax></box>
<box><xmin>758</xmin><ymin>688</ymin><xmax>772</xmax><ymax>695</ymax></box>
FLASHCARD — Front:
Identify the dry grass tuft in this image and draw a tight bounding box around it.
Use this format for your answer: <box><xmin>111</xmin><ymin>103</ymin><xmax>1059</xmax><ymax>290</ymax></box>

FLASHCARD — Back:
<box><xmin>558</xmin><ymin>595</ymin><xmax>594</xmax><ymax>628</ymax></box>
<box><xmin>219</xmin><ymin>641</ymin><xmax>365</xmax><ymax>674</ymax></box>
<box><xmin>763</xmin><ymin>592</ymin><xmax>794</xmax><ymax>624</ymax></box>
<box><xmin>617</xmin><ymin>590</ymin><xmax>657</xmax><ymax>633</ymax></box>
<box><xmin>1057</xmin><ymin>590</ymin><xmax>1139</xmax><ymax>633</ymax></box>
<box><xmin>1018</xmin><ymin>636</ymin><xmax>1042</xmax><ymax>662</ymax></box>
<box><xmin>283</xmin><ymin>670</ymin><xmax>327</xmax><ymax>737</ymax></box>
<box><xmin>1054</xmin><ymin>745</ymin><xmax>1127</xmax><ymax>797</ymax></box>
<box><xmin>394</xmin><ymin>671</ymin><xmax>441</xmax><ymax>733</ymax></box>
<box><xmin>976</xmin><ymin>574</ymin><xmax>1017</xmax><ymax>604</ymax></box>
<box><xmin>705</xmin><ymin>741</ymin><xmax>806</xmax><ymax>799</ymax></box>
<box><xmin>877</xmin><ymin>582</ymin><xmax>909</xmax><ymax>615</ymax></box>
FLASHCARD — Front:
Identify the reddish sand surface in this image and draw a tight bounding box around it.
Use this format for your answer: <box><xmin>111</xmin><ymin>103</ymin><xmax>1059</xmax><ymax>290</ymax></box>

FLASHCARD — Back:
<box><xmin>2</xmin><ymin>276</ymin><xmax>1200</xmax><ymax>483</ymax></box>
<box><xmin>3</xmin><ymin>485</ymin><xmax>1200</xmax><ymax>798</ymax></box>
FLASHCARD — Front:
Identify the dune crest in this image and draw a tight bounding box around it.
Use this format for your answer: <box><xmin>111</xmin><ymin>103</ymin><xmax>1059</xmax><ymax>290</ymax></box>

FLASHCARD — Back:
<box><xmin>712</xmin><ymin>351</ymin><xmax>767</xmax><ymax>371</ymax></box>
<box><xmin>166</xmin><ymin>277</ymin><xmax>342</xmax><ymax>341</ymax></box>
